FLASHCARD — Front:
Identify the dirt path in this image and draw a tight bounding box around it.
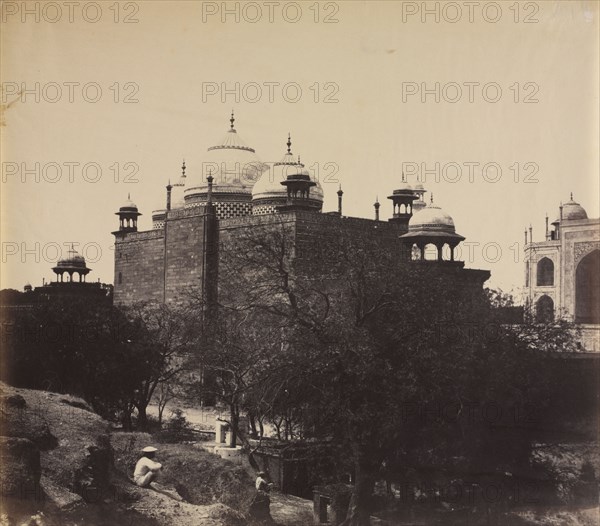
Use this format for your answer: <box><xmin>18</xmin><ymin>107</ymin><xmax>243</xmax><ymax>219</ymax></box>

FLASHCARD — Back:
<box><xmin>121</xmin><ymin>484</ymin><xmax>244</xmax><ymax>526</ymax></box>
<box><xmin>270</xmin><ymin>493</ymin><xmax>314</xmax><ymax>526</ymax></box>
<box><xmin>122</xmin><ymin>484</ymin><xmax>314</xmax><ymax>526</ymax></box>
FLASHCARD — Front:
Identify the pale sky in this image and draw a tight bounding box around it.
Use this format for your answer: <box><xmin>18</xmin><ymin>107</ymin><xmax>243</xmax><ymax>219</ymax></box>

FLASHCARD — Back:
<box><xmin>1</xmin><ymin>0</ymin><xmax>599</xmax><ymax>297</ymax></box>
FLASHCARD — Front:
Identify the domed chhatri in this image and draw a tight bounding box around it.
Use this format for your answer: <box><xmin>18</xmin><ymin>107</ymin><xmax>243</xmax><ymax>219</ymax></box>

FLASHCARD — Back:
<box><xmin>400</xmin><ymin>195</ymin><xmax>465</xmax><ymax>262</ymax></box>
<box><xmin>52</xmin><ymin>246</ymin><xmax>91</xmax><ymax>282</ymax></box>
<box><xmin>388</xmin><ymin>172</ymin><xmax>418</xmax><ymax>230</ymax></box>
<box><xmin>412</xmin><ymin>176</ymin><xmax>427</xmax><ymax>213</ymax></box>
<box><xmin>119</xmin><ymin>195</ymin><xmax>139</xmax><ymax>213</ymax></box>
<box><xmin>252</xmin><ymin>135</ymin><xmax>323</xmax><ymax>215</ymax></box>
<box><xmin>115</xmin><ymin>193</ymin><xmax>142</xmax><ymax>234</ymax></box>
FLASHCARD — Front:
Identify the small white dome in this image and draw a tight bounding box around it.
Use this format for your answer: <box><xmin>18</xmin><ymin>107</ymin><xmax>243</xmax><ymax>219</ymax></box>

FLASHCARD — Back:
<box><xmin>120</xmin><ymin>197</ymin><xmax>138</xmax><ymax>211</ymax></box>
<box><xmin>56</xmin><ymin>248</ymin><xmax>87</xmax><ymax>269</ymax></box>
<box><xmin>409</xmin><ymin>202</ymin><xmax>456</xmax><ymax>233</ymax></box>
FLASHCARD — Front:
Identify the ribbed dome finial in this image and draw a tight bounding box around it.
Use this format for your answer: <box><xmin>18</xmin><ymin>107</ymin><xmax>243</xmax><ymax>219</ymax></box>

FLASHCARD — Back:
<box><xmin>570</xmin><ymin>192</ymin><xmax>573</xmax><ymax>200</ymax></box>
<box><xmin>182</xmin><ymin>160</ymin><xmax>186</xmax><ymax>177</ymax></box>
<box><xmin>287</xmin><ymin>133</ymin><xmax>292</xmax><ymax>154</ymax></box>
<box><xmin>230</xmin><ymin>110</ymin><xmax>235</xmax><ymax>130</ymax></box>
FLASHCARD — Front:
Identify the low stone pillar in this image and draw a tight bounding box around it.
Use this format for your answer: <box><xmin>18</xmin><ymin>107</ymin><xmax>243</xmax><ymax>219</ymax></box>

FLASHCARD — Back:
<box><xmin>313</xmin><ymin>488</ymin><xmax>330</xmax><ymax>524</ymax></box>
<box><xmin>215</xmin><ymin>420</ymin><xmax>230</xmax><ymax>445</ymax></box>
<box><xmin>313</xmin><ymin>484</ymin><xmax>352</xmax><ymax>525</ymax></box>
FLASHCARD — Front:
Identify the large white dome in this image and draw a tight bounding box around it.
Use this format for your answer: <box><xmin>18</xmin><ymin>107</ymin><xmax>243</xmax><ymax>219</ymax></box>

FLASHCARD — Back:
<box><xmin>185</xmin><ymin>115</ymin><xmax>267</xmax><ymax>204</ymax></box>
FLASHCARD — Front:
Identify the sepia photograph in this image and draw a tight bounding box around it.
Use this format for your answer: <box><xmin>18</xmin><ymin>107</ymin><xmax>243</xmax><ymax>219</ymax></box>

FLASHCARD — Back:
<box><xmin>0</xmin><ymin>1</ymin><xmax>599</xmax><ymax>525</ymax></box>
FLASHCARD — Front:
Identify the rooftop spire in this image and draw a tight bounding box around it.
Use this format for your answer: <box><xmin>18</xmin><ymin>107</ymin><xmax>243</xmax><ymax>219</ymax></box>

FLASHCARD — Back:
<box><xmin>207</xmin><ymin>169</ymin><xmax>214</xmax><ymax>204</ymax></box>
<box><xmin>182</xmin><ymin>160</ymin><xmax>186</xmax><ymax>177</ymax></box>
<box><xmin>570</xmin><ymin>192</ymin><xmax>573</xmax><ymax>200</ymax></box>
<box><xmin>430</xmin><ymin>193</ymin><xmax>434</xmax><ymax>204</ymax></box>
<box><xmin>287</xmin><ymin>133</ymin><xmax>292</xmax><ymax>154</ymax></box>
<box><xmin>402</xmin><ymin>171</ymin><xmax>406</xmax><ymax>183</ymax></box>
<box><xmin>230</xmin><ymin>110</ymin><xmax>235</xmax><ymax>130</ymax></box>
<box><xmin>128</xmin><ymin>192</ymin><xmax>131</xmax><ymax>200</ymax></box>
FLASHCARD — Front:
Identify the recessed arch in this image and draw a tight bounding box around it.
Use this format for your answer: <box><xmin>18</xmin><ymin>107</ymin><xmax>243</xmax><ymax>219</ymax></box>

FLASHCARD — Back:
<box><xmin>535</xmin><ymin>295</ymin><xmax>554</xmax><ymax>323</ymax></box>
<box><xmin>575</xmin><ymin>250</ymin><xmax>600</xmax><ymax>324</ymax></box>
<box><xmin>536</xmin><ymin>257</ymin><xmax>554</xmax><ymax>286</ymax></box>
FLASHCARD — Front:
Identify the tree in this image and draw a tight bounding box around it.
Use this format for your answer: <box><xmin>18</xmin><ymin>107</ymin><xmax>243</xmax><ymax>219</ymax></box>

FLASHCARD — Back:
<box><xmin>120</xmin><ymin>302</ymin><xmax>199</xmax><ymax>430</ymax></box>
<box><xmin>0</xmin><ymin>296</ymin><xmax>147</xmax><ymax>422</ymax></box>
<box><xmin>210</xmin><ymin>217</ymin><xmax>580</xmax><ymax>525</ymax></box>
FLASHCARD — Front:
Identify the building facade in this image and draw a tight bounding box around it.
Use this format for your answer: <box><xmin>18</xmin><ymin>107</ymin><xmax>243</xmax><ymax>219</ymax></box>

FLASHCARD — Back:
<box><xmin>524</xmin><ymin>195</ymin><xmax>600</xmax><ymax>351</ymax></box>
<box><xmin>112</xmin><ymin>114</ymin><xmax>489</xmax><ymax>308</ymax></box>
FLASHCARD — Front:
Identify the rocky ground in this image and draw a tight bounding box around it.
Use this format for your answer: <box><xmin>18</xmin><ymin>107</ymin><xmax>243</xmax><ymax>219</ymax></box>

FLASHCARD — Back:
<box><xmin>0</xmin><ymin>383</ymin><xmax>313</xmax><ymax>526</ymax></box>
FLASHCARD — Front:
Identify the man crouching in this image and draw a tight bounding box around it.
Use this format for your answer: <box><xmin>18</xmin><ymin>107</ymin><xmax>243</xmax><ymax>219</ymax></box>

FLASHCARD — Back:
<box><xmin>134</xmin><ymin>446</ymin><xmax>183</xmax><ymax>501</ymax></box>
<box><xmin>134</xmin><ymin>446</ymin><xmax>162</xmax><ymax>487</ymax></box>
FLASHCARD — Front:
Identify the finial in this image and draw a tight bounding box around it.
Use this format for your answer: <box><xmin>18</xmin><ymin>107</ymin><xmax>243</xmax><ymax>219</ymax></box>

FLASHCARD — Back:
<box><xmin>287</xmin><ymin>133</ymin><xmax>292</xmax><ymax>154</ymax></box>
<box><xmin>182</xmin><ymin>160</ymin><xmax>186</xmax><ymax>176</ymax></box>
<box><xmin>206</xmin><ymin>169</ymin><xmax>214</xmax><ymax>205</ymax></box>
<box><xmin>297</xmin><ymin>155</ymin><xmax>301</xmax><ymax>165</ymax></box>
<box><xmin>570</xmin><ymin>192</ymin><xmax>573</xmax><ymax>200</ymax></box>
<box><xmin>337</xmin><ymin>184</ymin><xmax>343</xmax><ymax>196</ymax></box>
<box><xmin>402</xmin><ymin>171</ymin><xmax>406</xmax><ymax>183</ymax></box>
<box><xmin>430</xmin><ymin>193</ymin><xmax>434</xmax><ymax>204</ymax></box>
<box><xmin>128</xmin><ymin>192</ymin><xmax>131</xmax><ymax>200</ymax></box>
<box><xmin>374</xmin><ymin>196</ymin><xmax>380</xmax><ymax>206</ymax></box>
<box><xmin>230</xmin><ymin>111</ymin><xmax>235</xmax><ymax>130</ymax></box>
